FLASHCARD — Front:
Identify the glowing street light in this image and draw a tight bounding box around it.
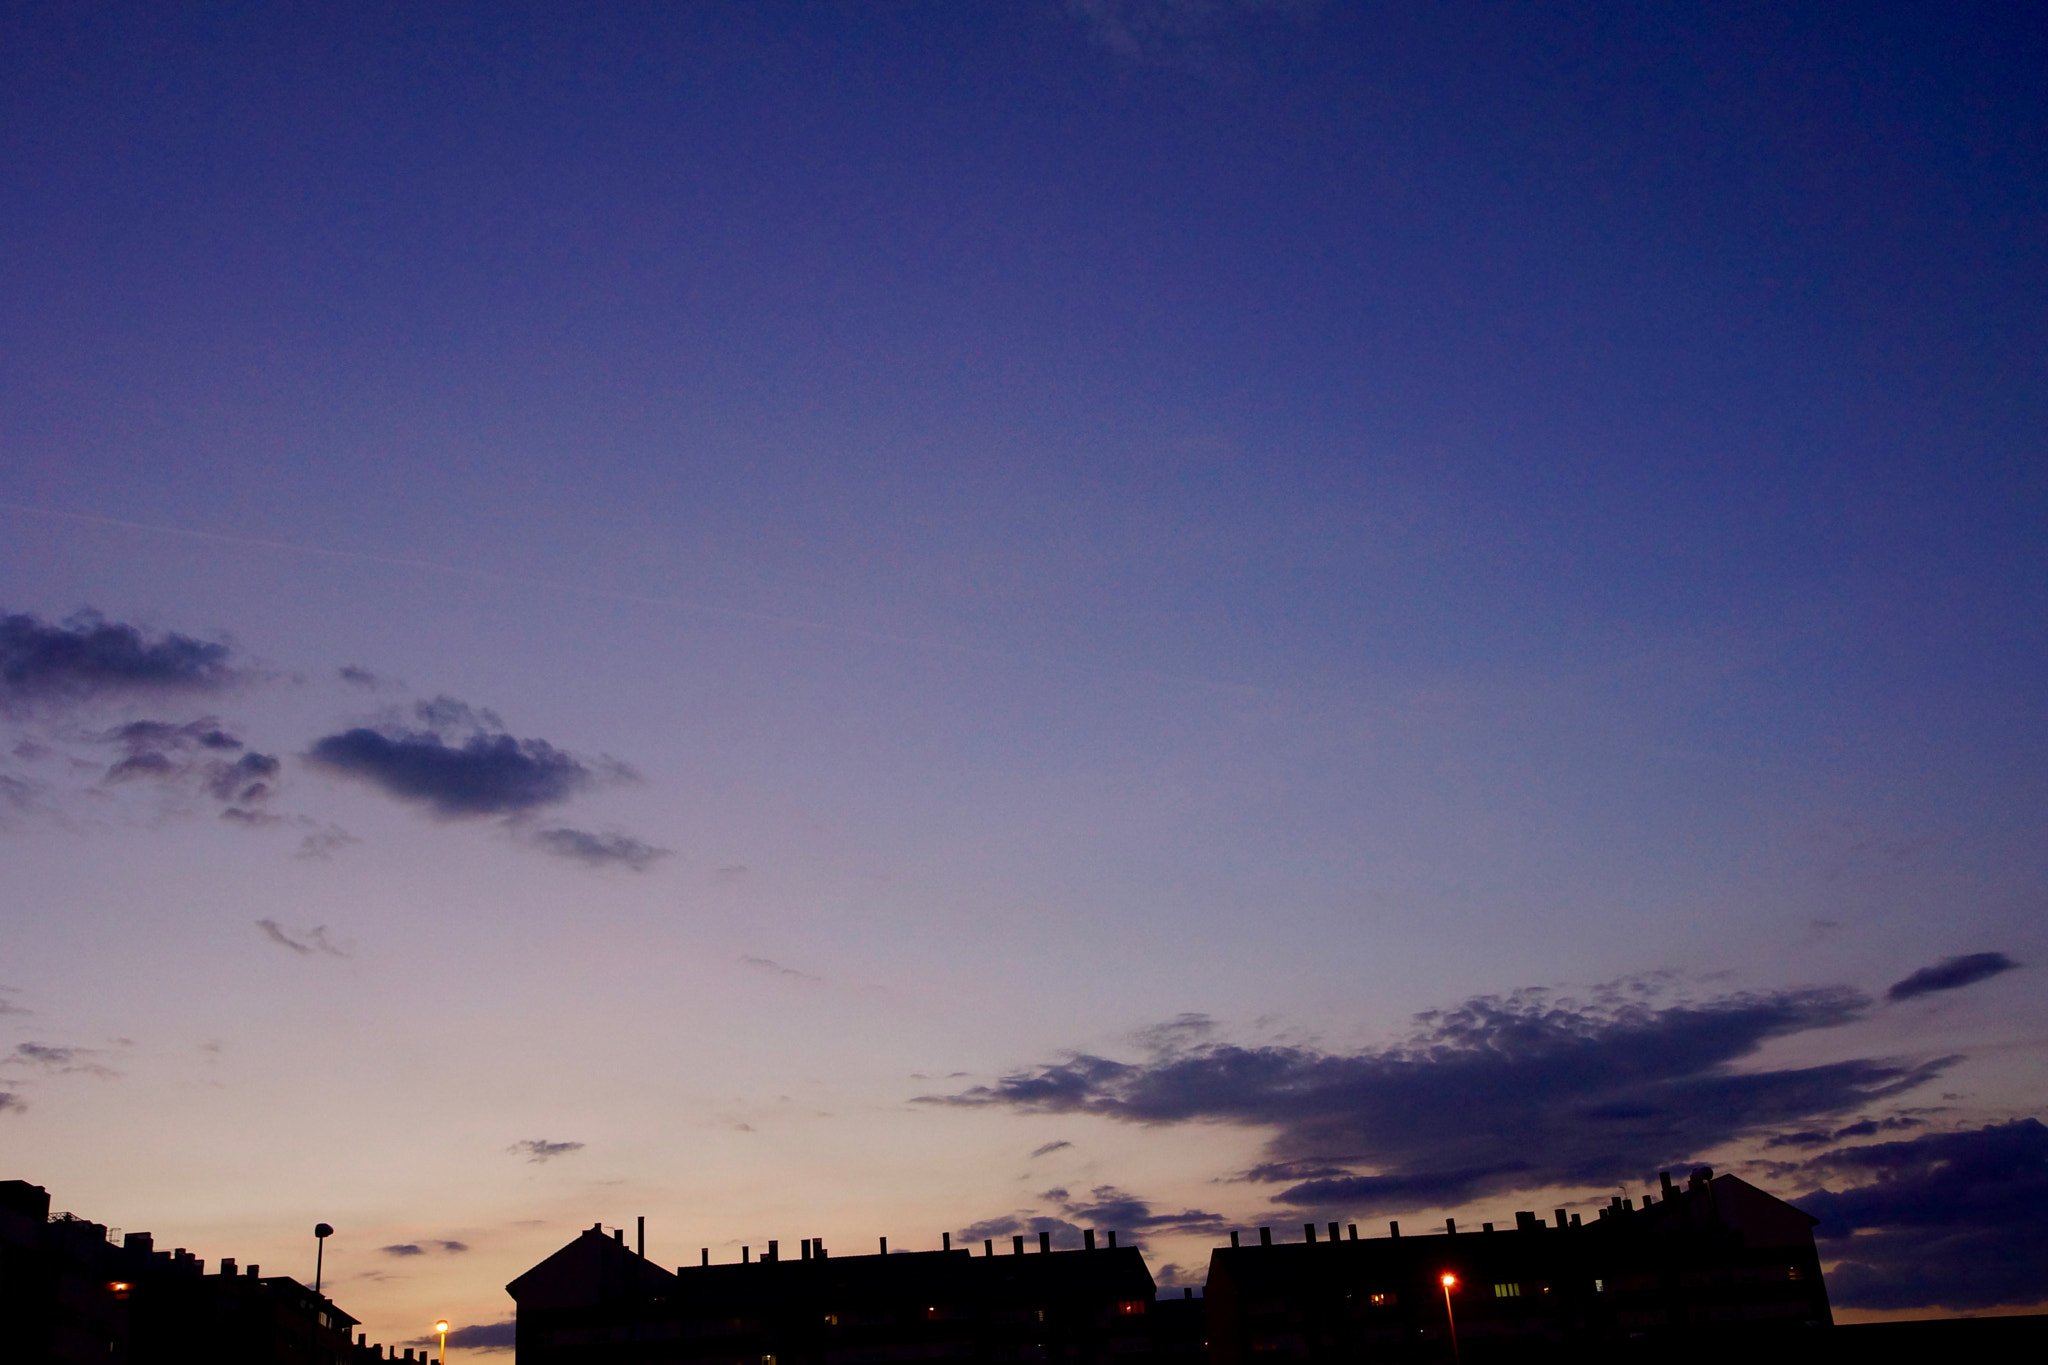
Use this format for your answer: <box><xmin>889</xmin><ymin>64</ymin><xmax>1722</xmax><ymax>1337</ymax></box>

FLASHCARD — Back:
<box><xmin>1439</xmin><ymin>1273</ymin><xmax>1461</xmax><ymax>1365</ymax></box>
<box><xmin>435</xmin><ymin>1320</ymin><xmax>451</xmax><ymax>1365</ymax></box>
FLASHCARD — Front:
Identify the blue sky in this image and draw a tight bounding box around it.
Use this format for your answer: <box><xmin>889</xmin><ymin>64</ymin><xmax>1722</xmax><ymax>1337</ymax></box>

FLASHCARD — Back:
<box><xmin>2</xmin><ymin>0</ymin><xmax>2044</xmax><ymax>1342</ymax></box>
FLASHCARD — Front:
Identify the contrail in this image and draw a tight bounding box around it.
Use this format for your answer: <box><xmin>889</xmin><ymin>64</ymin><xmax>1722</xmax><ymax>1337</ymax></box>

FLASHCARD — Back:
<box><xmin>0</xmin><ymin>499</ymin><xmax>1264</xmax><ymax>693</ymax></box>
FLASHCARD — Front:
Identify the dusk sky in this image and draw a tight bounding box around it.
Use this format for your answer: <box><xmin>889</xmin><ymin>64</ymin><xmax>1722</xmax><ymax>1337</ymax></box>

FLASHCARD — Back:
<box><xmin>3</xmin><ymin>0</ymin><xmax>2044</xmax><ymax>1347</ymax></box>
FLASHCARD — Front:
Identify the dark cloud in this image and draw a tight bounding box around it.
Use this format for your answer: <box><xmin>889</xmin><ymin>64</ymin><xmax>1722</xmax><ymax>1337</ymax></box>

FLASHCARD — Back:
<box><xmin>928</xmin><ymin>983</ymin><xmax>1953</xmax><ymax>1215</ymax></box>
<box><xmin>1886</xmin><ymin>953</ymin><xmax>2019</xmax><ymax>1002</ymax></box>
<box><xmin>256</xmin><ymin>920</ymin><xmax>349</xmax><ymax>958</ymax></box>
<box><xmin>0</xmin><ymin>610</ymin><xmax>246</xmax><ymax>707</ymax></box>
<box><xmin>1030</xmin><ymin>1140</ymin><xmax>1074</xmax><ymax>1159</ymax></box>
<box><xmin>1794</xmin><ymin>1119</ymin><xmax>2048</xmax><ymax>1310</ymax></box>
<box><xmin>1764</xmin><ymin>1116</ymin><xmax>1924</xmax><ymax>1151</ymax></box>
<box><xmin>957</xmin><ymin>1184</ymin><xmax>1226</xmax><ymax>1248</ymax></box>
<box><xmin>338</xmin><ymin>665</ymin><xmax>396</xmax><ymax>690</ymax></box>
<box><xmin>0</xmin><ymin>1091</ymin><xmax>22</xmax><ymax>1113</ymax></box>
<box><xmin>437</xmin><ymin>1240</ymin><xmax>469</xmax><ymax>1254</ymax></box>
<box><xmin>527</xmin><ymin>826</ymin><xmax>669</xmax><ymax>871</ymax></box>
<box><xmin>89</xmin><ymin>717</ymin><xmax>280</xmax><ymax>817</ymax></box>
<box><xmin>508</xmin><ymin>1138</ymin><xmax>583</xmax><ymax>1163</ymax></box>
<box><xmin>381</xmin><ymin>1244</ymin><xmax>425</xmax><ymax>1257</ymax></box>
<box><xmin>307</xmin><ymin>699</ymin><xmax>593</xmax><ymax>818</ymax></box>
<box><xmin>411</xmin><ymin>1321</ymin><xmax>515</xmax><ymax>1353</ymax></box>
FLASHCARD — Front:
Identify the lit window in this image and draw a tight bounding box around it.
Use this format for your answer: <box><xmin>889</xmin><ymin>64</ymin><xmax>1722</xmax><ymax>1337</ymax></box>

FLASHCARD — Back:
<box><xmin>1369</xmin><ymin>1293</ymin><xmax>1393</xmax><ymax>1307</ymax></box>
<box><xmin>1493</xmin><ymin>1284</ymin><xmax>1520</xmax><ymax>1299</ymax></box>
<box><xmin>1118</xmin><ymin>1301</ymin><xmax>1147</xmax><ymax>1316</ymax></box>
<box><xmin>1593</xmin><ymin>1280</ymin><xmax>1605</xmax><ymax>1293</ymax></box>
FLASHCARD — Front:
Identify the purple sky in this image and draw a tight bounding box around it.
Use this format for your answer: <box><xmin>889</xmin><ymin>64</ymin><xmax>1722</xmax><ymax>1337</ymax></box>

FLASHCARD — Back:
<box><xmin>3</xmin><ymin>0</ymin><xmax>2044</xmax><ymax>1343</ymax></box>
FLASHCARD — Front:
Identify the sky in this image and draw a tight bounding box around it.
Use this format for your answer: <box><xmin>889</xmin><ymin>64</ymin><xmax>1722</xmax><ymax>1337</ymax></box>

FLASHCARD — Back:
<box><xmin>2</xmin><ymin>0</ymin><xmax>2044</xmax><ymax>1347</ymax></box>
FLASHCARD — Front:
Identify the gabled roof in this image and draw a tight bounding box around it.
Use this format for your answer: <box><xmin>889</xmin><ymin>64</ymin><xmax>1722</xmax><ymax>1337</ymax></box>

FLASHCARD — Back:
<box><xmin>507</xmin><ymin>1226</ymin><xmax>679</xmax><ymax>1311</ymax></box>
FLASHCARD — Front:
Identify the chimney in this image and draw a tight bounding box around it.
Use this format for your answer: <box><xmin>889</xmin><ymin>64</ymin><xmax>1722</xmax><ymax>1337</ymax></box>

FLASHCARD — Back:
<box><xmin>985</xmin><ymin>1240</ymin><xmax>994</xmax><ymax>1257</ymax></box>
<box><xmin>943</xmin><ymin>1233</ymin><xmax>952</xmax><ymax>1252</ymax></box>
<box><xmin>1107</xmin><ymin>1232</ymin><xmax>1117</xmax><ymax>1248</ymax></box>
<box><xmin>124</xmin><ymin>1232</ymin><xmax>153</xmax><ymax>1254</ymax></box>
<box><xmin>768</xmin><ymin>1241</ymin><xmax>779</xmax><ymax>1262</ymax></box>
<box><xmin>638</xmin><ymin>1217</ymin><xmax>646</xmax><ymax>1258</ymax></box>
<box><xmin>247</xmin><ymin>1264</ymin><xmax>259</xmax><ymax>1277</ymax></box>
<box><xmin>1389</xmin><ymin>1222</ymin><xmax>1400</xmax><ymax>1239</ymax></box>
<box><xmin>1013</xmin><ymin>1235</ymin><xmax>1025</xmax><ymax>1256</ymax></box>
<box><xmin>816</xmin><ymin>1241</ymin><xmax>828</xmax><ymax>1260</ymax></box>
<box><xmin>221</xmin><ymin>1258</ymin><xmax>236</xmax><ymax>1277</ymax></box>
<box><xmin>1184</xmin><ymin>1288</ymin><xmax>1193</xmax><ymax>1299</ymax></box>
<box><xmin>614</xmin><ymin>1228</ymin><xmax>625</xmax><ymax>1244</ymax></box>
<box><xmin>1482</xmin><ymin>1223</ymin><xmax>1494</xmax><ymax>1234</ymax></box>
<box><xmin>1348</xmin><ymin>1225</ymin><xmax>1358</xmax><ymax>1241</ymax></box>
<box><xmin>1445</xmin><ymin>1219</ymin><xmax>1457</xmax><ymax>1235</ymax></box>
<box><xmin>879</xmin><ymin>1237</ymin><xmax>888</xmax><ymax>1255</ymax></box>
<box><xmin>1084</xmin><ymin>1230</ymin><xmax>1096</xmax><ymax>1251</ymax></box>
<box><xmin>1038</xmin><ymin>1231</ymin><xmax>1050</xmax><ymax>1254</ymax></box>
<box><xmin>1570</xmin><ymin>1214</ymin><xmax>1581</xmax><ymax>1228</ymax></box>
<box><xmin>701</xmin><ymin>1248</ymin><xmax>709</xmax><ymax>1266</ymax></box>
<box><xmin>801</xmin><ymin>1239</ymin><xmax>811</xmax><ymax>1261</ymax></box>
<box><xmin>1304</xmin><ymin>1224</ymin><xmax>1316</xmax><ymax>1243</ymax></box>
<box><xmin>1230</xmin><ymin>1231</ymin><xmax>1240</xmax><ymax>1248</ymax></box>
<box><xmin>1660</xmin><ymin>1171</ymin><xmax>1676</xmax><ymax>1198</ymax></box>
<box><xmin>1258</xmin><ymin>1227</ymin><xmax>1272</xmax><ymax>1246</ymax></box>
<box><xmin>1330</xmin><ymin>1223</ymin><xmax>1340</xmax><ymax>1242</ymax></box>
<box><xmin>1554</xmin><ymin>1209</ymin><xmax>1567</xmax><ymax>1229</ymax></box>
<box><xmin>743</xmin><ymin>1247</ymin><xmax>751</xmax><ymax>1264</ymax></box>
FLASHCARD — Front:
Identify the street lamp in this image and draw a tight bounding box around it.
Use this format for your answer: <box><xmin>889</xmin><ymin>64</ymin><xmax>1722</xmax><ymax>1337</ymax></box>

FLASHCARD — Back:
<box><xmin>1439</xmin><ymin>1274</ymin><xmax>1460</xmax><ymax>1365</ymax></box>
<box><xmin>313</xmin><ymin>1224</ymin><xmax>333</xmax><ymax>1294</ymax></box>
<box><xmin>435</xmin><ymin>1321</ymin><xmax>451</xmax><ymax>1365</ymax></box>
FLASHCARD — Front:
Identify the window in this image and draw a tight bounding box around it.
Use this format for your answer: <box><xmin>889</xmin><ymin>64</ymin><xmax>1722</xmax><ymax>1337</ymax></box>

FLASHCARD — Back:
<box><xmin>1368</xmin><ymin>1293</ymin><xmax>1394</xmax><ymax>1308</ymax></box>
<box><xmin>1118</xmin><ymin>1302</ymin><xmax>1147</xmax><ymax>1317</ymax></box>
<box><xmin>1492</xmin><ymin>1284</ymin><xmax>1520</xmax><ymax>1299</ymax></box>
<box><xmin>1593</xmin><ymin>1280</ymin><xmax>1605</xmax><ymax>1294</ymax></box>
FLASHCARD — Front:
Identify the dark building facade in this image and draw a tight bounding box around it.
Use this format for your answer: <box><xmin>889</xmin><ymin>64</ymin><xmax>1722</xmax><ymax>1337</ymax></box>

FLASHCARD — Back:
<box><xmin>0</xmin><ymin>1178</ymin><xmax>404</xmax><ymax>1365</ymax></box>
<box><xmin>509</xmin><ymin>1226</ymin><xmax>1166</xmax><ymax>1365</ymax></box>
<box><xmin>1203</xmin><ymin>1169</ymin><xmax>1831</xmax><ymax>1365</ymax></box>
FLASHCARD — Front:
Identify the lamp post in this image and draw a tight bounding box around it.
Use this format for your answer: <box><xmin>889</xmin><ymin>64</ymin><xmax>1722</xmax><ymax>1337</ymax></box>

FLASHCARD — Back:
<box><xmin>1439</xmin><ymin>1273</ymin><xmax>1460</xmax><ymax>1365</ymax></box>
<box><xmin>436</xmin><ymin>1320</ymin><xmax>451</xmax><ymax>1365</ymax></box>
<box><xmin>313</xmin><ymin>1224</ymin><xmax>333</xmax><ymax>1294</ymax></box>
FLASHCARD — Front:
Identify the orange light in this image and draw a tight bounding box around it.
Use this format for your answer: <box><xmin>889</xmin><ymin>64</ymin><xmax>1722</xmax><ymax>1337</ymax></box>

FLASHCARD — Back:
<box><xmin>436</xmin><ymin>1321</ymin><xmax>450</xmax><ymax>1334</ymax></box>
<box><xmin>109</xmin><ymin>1282</ymin><xmax>131</xmax><ymax>1292</ymax></box>
<box><xmin>1440</xmin><ymin>1274</ymin><xmax>1457</xmax><ymax>1288</ymax></box>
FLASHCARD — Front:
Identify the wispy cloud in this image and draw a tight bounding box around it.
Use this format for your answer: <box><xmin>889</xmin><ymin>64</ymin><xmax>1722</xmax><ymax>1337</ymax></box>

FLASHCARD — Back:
<box><xmin>6</xmin><ymin>1041</ymin><xmax>120</xmax><ymax>1078</ymax></box>
<box><xmin>740</xmin><ymin>955</ymin><xmax>824</xmax><ymax>985</ymax></box>
<box><xmin>1030</xmin><ymin>1140</ymin><xmax>1074</xmax><ymax>1159</ymax></box>
<box><xmin>526</xmin><ymin>826</ymin><xmax>670</xmax><ymax>871</ymax></box>
<box><xmin>408</xmin><ymin>1321</ymin><xmax>514</xmax><ymax>1353</ymax></box>
<box><xmin>509</xmin><ymin>1138</ymin><xmax>584</xmax><ymax>1163</ymax></box>
<box><xmin>255</xmin><ymin>919</ymin><xmax>350</xmax><ymax>958</ymax></box>
<box><xmin>926</xmin><ymin>980</ymin><xmax>1951</xmax><ymax>1215</ymax></box>
<box><xmin>1886</xmin><ymin>952</ymin><xmax>2018</xmax><ymax>1002</ymax></box>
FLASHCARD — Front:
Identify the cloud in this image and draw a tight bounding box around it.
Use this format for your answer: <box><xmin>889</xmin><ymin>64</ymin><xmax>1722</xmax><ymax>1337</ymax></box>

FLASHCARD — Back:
<box><xmin>1030</xmin><ymin>1140</ymin><xmax>1074</xmax><ymax>1159</ymax></box>
<box><xmin>509</xmin><ymin>1138</ymin><xmax>583</xmax><ymax>1163</ymax></box>
<box><xmin>6</xmin><ymin>1042</ymin><xmax>118</xmax><ymax>1078</ymax></box>
<box><xmin>0</xmin><ymin>610</ymin><xmax>247</xmax><ymax>708</ymax></box>
<box><xmin>308</xmin><ymin>699</ymin><xmax>595</xmax><ymax>816</ymax></box>
<box><xmin>526</xmin><ymin>826</ymin><xmax>670</xmax><ymax>871</ymax></box>
<box><xmin>411</xmin><ymin>1321</ymin><xmax>515</xmax><ymax>1353</ymax></box>
<box><xmin>0</xmin><ymin>986</ymin><xmax>28</xmax><ymax>1017</ymax></box>
<box><xmin>338</xmin><ymin>665</ymin><xmax>396</xmax><ymax>690</ymax></box>
<box><xmin>437</xmin><ymin>1240</ymin><xmax>469</xmax><ymax>1253</ymax></box>
<box><xmin>1065</xmin><ymin>0</ymin><xmax>1320</xmax><ymax>66</ymax></box>
<box><xmin>295</xmin><ymin>826</ymin><xmax>359</xmax><ymax>860</ymax></box>
<box><xmin>1886</xmin><ymin>953</ymin><xmax>2019</xmax><ymax>1002</ymax></box>
<box><xmin>957</xmin><ymin>1184</ymin><xmax>1227</xmax><ymax>1248</ymax></box>
<box><xmin>381</xmin><ymin>1243</ymin><xmax>425</xmax><ymax>1257</ymax></box>
<box><xmin>926</xmin><ymin>982</ymin><xmax>1952</xmax><ymax>1214</ymax></box>
<box><xmin>1794</xmin><ymin>1119</ymin><xmax>2048</xmax><ymax>1310</ymax></box>
<box><xmin>740</xmin><ymin>955</ymin><xmax>824</xmax><ymax>985</ymax></box>
<box><xmin>87</xmin><ymin>716</ymin><xmax>283</xmax><ymax>818</ymax></box>
<box><xmin>1764</xmin><ymin>1117</ymin><xmax>1924</xmax><ymax>1150</ymax></box>
<box><xmin>255</xmin><ymin>920</ymin><xmax>349</xmax><ymax>958</ymax></box>
<box><xmin>0</xmin><ymin>1090</ymin><xmax>22</xmax><ymax>1112</ymax></box>
<box><xmin>714</xmin><ymin>865</ymin><xmax>749</xmax><ymax>884</ymax></box>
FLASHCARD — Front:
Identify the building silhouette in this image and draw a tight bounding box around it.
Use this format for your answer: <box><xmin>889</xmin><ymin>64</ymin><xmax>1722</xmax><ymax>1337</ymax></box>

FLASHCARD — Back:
<box><xmin>1204</xmin><ymin>1169</ymin><xmax>1829</xmax><ymax>1365</ymax></box>
<box><xmin>508</xmin><ymin>1225</ymin><xmax>1165</xmax><ymax>1365</ymax></box>
<box><xmin>1</xmin><ymin>1179</ymin><xmax>418</xmax><ymax>1365</ymax></box>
